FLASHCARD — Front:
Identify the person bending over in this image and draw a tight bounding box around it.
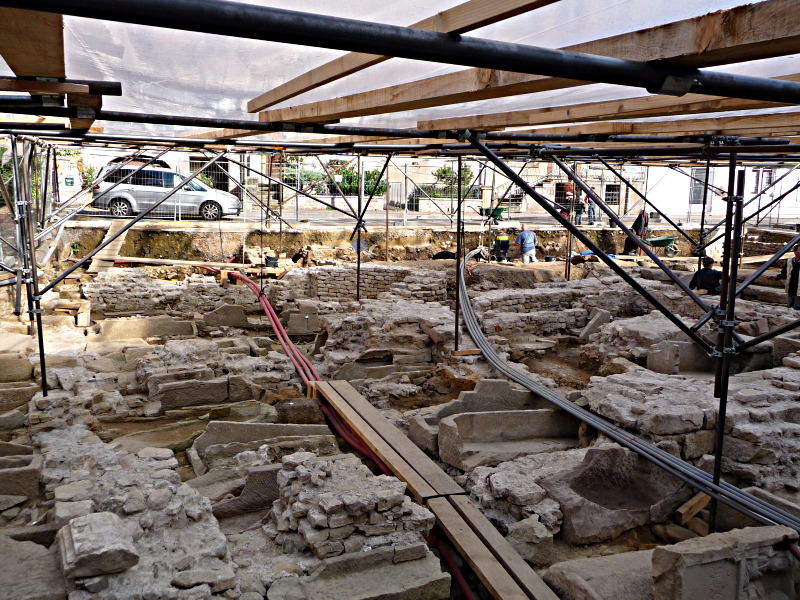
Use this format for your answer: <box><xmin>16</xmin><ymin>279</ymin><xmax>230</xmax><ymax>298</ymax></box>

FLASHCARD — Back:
<box><xmin>689</xmin><ymin>256</ymin><xmax>722</xmax><ymax>295</ymax></box>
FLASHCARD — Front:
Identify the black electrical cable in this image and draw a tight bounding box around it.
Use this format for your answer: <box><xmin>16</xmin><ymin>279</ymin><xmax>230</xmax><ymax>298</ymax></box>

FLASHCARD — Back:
<box><xmin>458</xmin><ymin>248</ymin><xmax>800</xmax><ymax>533</ymax></box>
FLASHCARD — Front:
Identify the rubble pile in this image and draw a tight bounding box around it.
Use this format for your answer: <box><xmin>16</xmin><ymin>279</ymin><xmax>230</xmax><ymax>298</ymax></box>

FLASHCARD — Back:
<box><xmin>38</xmin><ymin>426</ymin><xmax>236</xmax><ymax>599</ymax></box>
<box><xmin>266</xmin><ymin>452</ymin><xmax>436</xmax><ymax>559</ymax></box>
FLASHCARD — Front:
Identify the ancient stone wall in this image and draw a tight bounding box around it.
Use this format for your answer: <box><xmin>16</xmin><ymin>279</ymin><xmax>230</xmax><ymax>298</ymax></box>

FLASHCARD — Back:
<box><xmin>82</xmin><ymin>269</ymin><xmax>260</xmax><ymax>317</ymax></box>
<box><xmin>269</xmin><ymin>265</ymin><xmax>447</xmax><ymax>306</ymax></box>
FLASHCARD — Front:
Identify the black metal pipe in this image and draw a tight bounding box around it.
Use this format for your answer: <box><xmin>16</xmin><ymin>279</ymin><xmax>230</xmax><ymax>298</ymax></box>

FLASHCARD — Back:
<box><xmin>469</xmin><ymin>134</ymin><xmax>713</xmax><ymax>352</ymax></box>
<box><xmin>221</xmin><ymin>153</ymin><xmax>357</xmax><ymax>219</ymax></box>
<box><xmin>550</xmin><ymin>154</ymin><xmax>714</xmax><ymax>313</ymax></box>
<box><xmin>697</xmin><ymin>159</ymin><xmax>711</xmax><ymax>269</ymax></box>
<box><xmin>356</xmin><ymin>158</ymin><xmax>362</xmax><ymax>303</ymax></box>
<box><xmin>709</xmin><ymin>163</ymin><xmax>744</xmax><ymax>532</ymax></box>
<box><xmin>13</xmin><ymin>269</ymin><xmax>22</xmax><ymax>316</ymax></box>
<box><xmin>10</xmin><ymin>0</ymin><xmax>800</xmax><ymax>104</ymax></box>
<box><xmin>39</xmin><ymin>152</ymin><xmax>226</xmax><ymax>295</ymax></box>
<box><xmin>316</xmin><ymin>156</ymin><xmax>357</xmax><ymax>217</ymax></box>
<box><xmin>595</xmin><ymin>155</ymin><xmax>697</xmax><ymax>247</ymax></box>
<box><xmin>37</xmin><ymin>150</ymin><xmax>169</xmax><ymax>241</ymax></box>
<box><xmin>455</xmin><ymin>155</ymin><xmax>462</xmax><ymax>352</ymax></box>
<box><xmin>349</xmin><ymin>154</ymin><xmax>391</xmax><ymax>241</ymax></box>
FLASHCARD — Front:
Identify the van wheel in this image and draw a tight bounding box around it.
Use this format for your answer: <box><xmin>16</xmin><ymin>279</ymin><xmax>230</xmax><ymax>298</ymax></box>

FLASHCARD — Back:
<box><xmin>109</xmin><ymin>199</ymin><xmax>132</xmax><ymax>217</ymax></box>
<box><xmin>200</xmin><ymin>201</ymin><xmax>222</xmax><ymax>221</ymax></box>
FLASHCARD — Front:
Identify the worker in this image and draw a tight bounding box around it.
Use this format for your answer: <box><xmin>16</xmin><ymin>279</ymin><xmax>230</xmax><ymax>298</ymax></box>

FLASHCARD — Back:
<box><xmin>689</xmin><ymin>256</ymin><xmax>722</xmax><ymax>295</ymax></box>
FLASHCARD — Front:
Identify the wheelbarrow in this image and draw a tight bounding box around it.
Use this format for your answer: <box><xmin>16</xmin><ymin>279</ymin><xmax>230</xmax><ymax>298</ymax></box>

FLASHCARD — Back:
<box><xmin>643</xmin><ymin>236</ymin><xmax>679</xmax><ymax>257</ymax></box>
<box><xmin>479</xmin><ymin>206</ymin><xmax>505</xmax><ymax>224</ymax></box>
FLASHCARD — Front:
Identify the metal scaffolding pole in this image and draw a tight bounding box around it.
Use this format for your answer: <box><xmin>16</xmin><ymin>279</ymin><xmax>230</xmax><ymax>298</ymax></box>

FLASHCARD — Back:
<box><xmin>467</xmin><ymin>133</ymin><xmax>713</xmax><ymax>352</ymax></box>
<box><xmin>709</xmin><ymin>162</ymin><xmax>745</xmax><ymax>532</ymax></box>
<box><xmin>595</xmin><ymin>155</ymin><xmax>696</xmax><ymax>247</ymax></box>
<box><xmin>39</xmin><ymin>152</ymin><xmax>226</xmax><ymax>295</ymax></box>
<box><xmin>12</xmin><ymin>0</ymin><xmax>800</xmax><ymax>105</ymax></box>
<box><xmin>10</xmin><ymin>136</ymin><xmax>48</xmax><ymax>395</ymax></box>
<box><xmin>549</xmin><ymin>154</ymin><xmax>714</xmax><ymax>313</ymax></box>
<box><xmin>455</xmin><ymin>156</ymin><xmax>462</xmax><ymax>352</ymax></box>
<box><xmin>349</xmin><ymin>154</ymin><xmax>391</xmax><ymax>241</ymax></box>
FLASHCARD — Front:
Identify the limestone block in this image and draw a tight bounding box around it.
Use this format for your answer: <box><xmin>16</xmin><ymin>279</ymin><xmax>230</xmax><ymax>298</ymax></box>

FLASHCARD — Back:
<box><xmin>212</xmin><ymin>463</ymin><xmax>283</xmax><ymax>519</ymax></box>
<box><xmin>0</xmin><ymin>352</ymin><xmax>33</xmax><ymax>383</ymax></box>
<box><xmin>438</xmin><ymin>409</ymin><xmax>581</xmax><ymax>471</ymax></box>
<box><xmin>54</xmin><ymin>500</ymin><xmax>94</xmax><ymax>526</ymax></box>
<box><xmin>0</xmin><ymin>441</ymin><xmax>33</xmax><ymax>457</ymax></box>
<box><xmin>204</xmin><ymin>305</ymin><xmax>250</xmax><ymax>328</ymax></box>
<box><xmin>150</xmin><ymin>376</ymin><xmax>228</xmax><ymax>411</ymax></box>
<box><xmin>652</xmin><ymin>526</ymin><xmax>797</xmax><ymax>600</ymax></box>
<box><xmin>544</xmin><ymin>549</ymin><xmax>654</xmax><ymax>600</ymax></box>
<box><xmin>90</xmin><ymin>316</ymin><xmax>196</xmax><ymax>341</ymax></box>
<box><xmin>407</xmin><ymin>379</ymin><xmax>548</xmax><ymax>455</ymax></box>
<box><xmin>266</xmin><ymin>546</ymin><xmax>449</xmax><ymax>600</ymax></box>
<box><xmin>57</xmin><ymin>512</ymin><xmax>139</xmax><ymax>578</ymax></box>
<box><xmin>0</xmin><ymin>453</ymin><xmax>42</xmax><ymax>498</ymax></box>
<box><xmin>578</xmin><ymin>308</ymin><xmax>611</xmax><ymax>341</ymax></box>
<box><xmin>171</xmin><ymin>565</ymin><xmax>236</xmax><ymax>593</ymax></box>
<box><xmin>193</xmin><ymin>421</ymin><xmax>332</xmax><ymax>458</ymax></box>
<box><xmin>0</xmin><ymin>534</ymin><xmax>67</xmax><ymax>600</ymax></box>
<box><xmin>646</xmin><ymin>341</ymin><xmax>680</xmax><ymax>375</ymax></box>
<box><xmin>188</xmin><ymin>468</ymin><xmax>247</xmax><ymax>504</ymax></box>
<box><xmin>539</xmin><ymin>447</ymin><xmax>691</xmax><ymax>544</ymax></box>
<box><xmin>0</xmin><ymin>381</ymin><xmax>39</xmax><ymax>413</ymax></box>
<box><xmin>506</xmin><ymin>516</ymin><xmax>553</xmax><ymax>566</ymax></box>
<box><xmin>0</xmin><ymin>408</ymin><xmax>25</xmax><ymax>431</ymax></box>
<box><xmin>275</xmin><ymin>396</ymin><xmax>325</xmax><ymax>424</ymax></box>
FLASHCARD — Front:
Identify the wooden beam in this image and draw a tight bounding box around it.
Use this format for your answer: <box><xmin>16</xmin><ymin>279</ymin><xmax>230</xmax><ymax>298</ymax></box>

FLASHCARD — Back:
<box><xmin>0</xmin><ymin>79</ymin><xmax>89</xmax><ymax>95</ymax></box>
<box><xmin>518</xmin><ymin>111</ymin><xmax>800</xmax><ymax>137</ymax></box>
<box><xmin>67</xmin><ymin>93</ymin><xmax>101</xmax><ymax>131</ymax></box>
<box><xmin>247</xmin><ymin>0</ymin><xmax>560</xmax><ymax>113</ymax></box>
<box><xmin>0</xmin><ymin>8</ymin><xmax>64</xmax><ymax>78</ymax></box>
<box><xmin>257</xmin><ymin>0</ymin><xmax>800</xmax><ymax>126</ymax></box>
<box><xmin>418</xmin><ymin>74</ymin><xmax>800</xmax><ymax>131</ymax></box>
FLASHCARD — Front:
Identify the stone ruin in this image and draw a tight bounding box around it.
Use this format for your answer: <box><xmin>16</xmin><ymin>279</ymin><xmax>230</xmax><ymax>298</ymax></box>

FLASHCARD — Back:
<box><xmin>2</xmin><ymin>255</ymin><xmax>800</xmax><ymax>599</ymax></box>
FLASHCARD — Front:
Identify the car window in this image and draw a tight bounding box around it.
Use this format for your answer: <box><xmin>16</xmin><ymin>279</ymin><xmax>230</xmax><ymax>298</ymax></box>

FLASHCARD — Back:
<box><xmin>102</xmin><ymin>169</ymin><xmax>126</xmax><ymax>184</ymax></box>
<box><xmin>143</xmin><ymin>171</ymin><xmax>163</xmax><ymax>187</ymax></box>
<box><xmin>177</xmin><ymin>174</ymin><xmax>205</xmax><ymax>191</ymax></box>
<box><xmin>162</xmin><ymin>172</ymin><xmax>179</xmax><ymax>188</ymax></box>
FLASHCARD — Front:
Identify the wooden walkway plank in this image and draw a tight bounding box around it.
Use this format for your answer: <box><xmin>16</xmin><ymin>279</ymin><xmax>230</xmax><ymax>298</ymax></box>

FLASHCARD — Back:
<box><xmin>328</xmin><ymin>380</ymin><xmax>465</xmax><ymax>497</ymax></box>
<box><xmin>309</xmin><ymin>381</ymin><xmax>438</xmax><ymax>502</ymax></box>
<box><xmin>87</xmin><ymin>221</ymin><xmax>127</xmax><ymax>274</ymax></box>
<box><xmin>428</xmin><ymin>497</ymin><xmax>530</xmax><ymax>600</ymax></box>
<box><xmin>449</xmin><ymin>495</ymin><xmax>560</xmax><ymax>600</ymax></box>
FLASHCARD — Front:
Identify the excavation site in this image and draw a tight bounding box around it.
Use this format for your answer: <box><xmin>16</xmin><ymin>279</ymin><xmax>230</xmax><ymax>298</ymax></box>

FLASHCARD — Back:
<box><xmin>2</xmin><ymin>1</ymin><xmax>800</xmax><ymax>599</ymax></box>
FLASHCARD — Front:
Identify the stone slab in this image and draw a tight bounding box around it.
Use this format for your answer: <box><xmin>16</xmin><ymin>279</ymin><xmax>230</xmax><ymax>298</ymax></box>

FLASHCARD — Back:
<box><xmin>0</xmin><ymin>534</ymin><xmax>66</xmax><ymax>600</ymax></box>
<box><xmin>544</xmin><ymin>549</ymin><xmax>654</xmax><ymax>600</ymax></box>
<box><xmin>57</xmin><ymin>512</ymin><xmax>139</xmax><ymax>578</ymax></box>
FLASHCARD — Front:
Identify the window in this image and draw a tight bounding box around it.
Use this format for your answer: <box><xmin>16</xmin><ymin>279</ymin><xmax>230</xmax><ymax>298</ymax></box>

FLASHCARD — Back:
<box><xmin>605</xmin><ymin>184</ymin><xmax>621</xmax><ymax>205</ymax></box>
<box><xmin>690</xmin><ymin>167</ymin><xmax>712</xmax><ymax>205</ymax></box>
<box><xmin>752</xmin><ymin>168</ymin><xmax>774</xmax><ymax>193</ymax></box>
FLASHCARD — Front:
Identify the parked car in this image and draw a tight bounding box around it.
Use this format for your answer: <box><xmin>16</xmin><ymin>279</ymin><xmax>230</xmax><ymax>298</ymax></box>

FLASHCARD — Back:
<box><xmin>92</xmin><ymin>164</ymin><xmax>241</xmax><ymax>220</ymax></box>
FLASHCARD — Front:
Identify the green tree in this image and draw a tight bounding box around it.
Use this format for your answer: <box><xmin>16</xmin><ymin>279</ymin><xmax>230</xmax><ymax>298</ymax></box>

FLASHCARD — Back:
<box><xmin>433</xmin><ymin>164</ymin><xmax>474</xmax><ymax>188</ymax></box>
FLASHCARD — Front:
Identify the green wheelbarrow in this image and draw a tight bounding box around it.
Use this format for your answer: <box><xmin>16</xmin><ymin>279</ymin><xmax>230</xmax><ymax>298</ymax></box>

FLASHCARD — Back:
<box><xmin>644</xmin><ymin>236</ymin><xmax>679</xmax><ymax>257</ymax></box>
<box><xmin>479</xmin><ymin>206</ymin><xmax>505</xmax><ymax>224</ymax></box>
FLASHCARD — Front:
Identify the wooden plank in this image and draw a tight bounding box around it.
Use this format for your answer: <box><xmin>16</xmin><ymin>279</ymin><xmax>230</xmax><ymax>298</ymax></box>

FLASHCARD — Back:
<box><xmin>87</xmin><ymin>221</ymin><xmax>127</xmax><ymax>274</ymax></box>
<box><xmin>449</xmin><ymin>495</ymin><xmax>559</xmax><ymax>600</ymax></box>
<box><xmin>509</xmin><ymin>111</ymin><xmax>800</xmax><ymax>138</ymax></box>
<box><xmin>256</xmin><ymin>0</ymin><xmax>800</xmax><ymax>127</ymax></box>
<box><xmin>428</xmin><ymin>498</ymin><xmax>529</xmax><ymax>600</ymax></box>
<box><xmin>247</xmin><ymin>0</ymin><xmax>560</xmax><ymax>112</ymax></box>
<box><xmin>0</xmin><ymin>79</ymin><xmax>89</xmax><ymax>95</ymax></box>
<box><xmin>452</xmin><ymin>349</ymin><xmax>482</xmax><ymax>356</ymax></box>
<box><xmin>676</xmin><ymin>492</ymin><xmax>711</xmax><ymax>525</ymax></box>
<box><xmin>329</xmin><ymin>380</ymin><xmax>466</xmax><ymax>497</ymax></box>
<box><xmin>115</xmin><ymin>256</ymin><xmax>285</xmax><ymax>273</ymax></box>
<box><xmin>417</xmin><ymin>74</ymin><xmax>800</xmax><ymax>131</ymax></box>
<box><xmin>0</xmin><ymin>9</ymin><xmax>64</xmax><ymax>78</ymax></box>
<box><xmin>310</xmin><ymin>381</ymin><xmax>439</xmax><ymax>502</ymax></box>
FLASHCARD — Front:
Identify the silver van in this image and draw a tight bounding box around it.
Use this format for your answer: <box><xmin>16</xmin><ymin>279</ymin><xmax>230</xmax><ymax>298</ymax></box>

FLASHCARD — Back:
<box><xmin>92</xmin><ymin>164</ymin><xmax>241</xmax><ymax>220</ymax></box>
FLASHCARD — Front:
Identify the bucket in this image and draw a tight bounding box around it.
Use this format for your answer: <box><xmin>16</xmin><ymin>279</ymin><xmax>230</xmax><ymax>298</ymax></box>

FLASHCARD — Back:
<box><xmin>544</xmin><ymin>256</ymin><xmax>556</xmax><ymax>262</ymax></box>
<box><xmin>265</xmin><ymin>256</ymin><xmax>279</xmax><ymax>268</ymax></box>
